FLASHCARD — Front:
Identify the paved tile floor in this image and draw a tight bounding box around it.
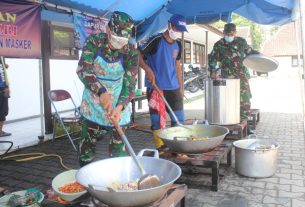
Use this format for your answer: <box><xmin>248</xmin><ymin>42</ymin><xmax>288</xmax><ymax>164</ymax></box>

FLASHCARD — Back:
<box><xmin>1</xmin><ymin>111</ymin><xmax>305</xmax><ymax>207</ymax></box>
<box><xmin>1</xmin><ymin>65</ymin><xmax>305</xmax><ymax>206</ymax></box>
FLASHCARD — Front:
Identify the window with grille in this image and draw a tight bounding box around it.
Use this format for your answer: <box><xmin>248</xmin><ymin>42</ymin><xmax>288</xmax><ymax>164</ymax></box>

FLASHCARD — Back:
<box><xmin>184</xmin><ymin>41</ymin><xmax>191</xmax><ymax>64</ymax></box>
<box><xmin>50</xmin><ymin>25</ymin><xmax>79</xmax><ymax>60</ymax></box>
<box><xmin>193</xmin><ymin>43</ymin><xmax>205</xmax><ymax>66</ymax></box>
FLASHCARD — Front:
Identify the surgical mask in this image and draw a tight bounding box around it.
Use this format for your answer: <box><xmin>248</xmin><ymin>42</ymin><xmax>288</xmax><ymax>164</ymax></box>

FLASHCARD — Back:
<box><xmin>109</xmin><ymin>33</ymin><xmax>129</xmax><ymax>49</ymax></box>
<box><xmin>168</xmin><ymin>25</ymin><xmax>180</xmax><ymax>40</ymax></box>
<box><xmin>224</xmin><ymin>36</ymin><xmax>234</xmax><ymax>43</ymax></box>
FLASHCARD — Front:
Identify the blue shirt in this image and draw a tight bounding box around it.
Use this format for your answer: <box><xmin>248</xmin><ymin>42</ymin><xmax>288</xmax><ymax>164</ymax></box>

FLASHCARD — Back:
<box><xmin>141</xmin><ymin>35</ymin><xmax>181</xmax><ymax>90</ymax></box>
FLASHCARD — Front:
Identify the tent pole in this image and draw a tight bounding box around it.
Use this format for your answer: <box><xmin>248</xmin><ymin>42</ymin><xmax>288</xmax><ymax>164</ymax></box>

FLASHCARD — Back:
<box><xmin>38</xmin><ymin>60</ymin><xmax>45</xmax><ymax>140</ymax></box>
<box><xmin>298</xmin><ymin>0</ymin><xmax>305</xmax><ymax>131</ymax></box>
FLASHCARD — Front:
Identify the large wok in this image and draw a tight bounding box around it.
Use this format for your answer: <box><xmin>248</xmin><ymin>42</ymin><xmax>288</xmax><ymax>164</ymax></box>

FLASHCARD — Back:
<box><xmin>158</xmin><ymin>125</ymin><xmax>229</xmax><ymax>153</ymax></box>
<box><xmin>76</xmin><ymin>150</ymin><xmax>181</xmax><ymax>207</ymax></box>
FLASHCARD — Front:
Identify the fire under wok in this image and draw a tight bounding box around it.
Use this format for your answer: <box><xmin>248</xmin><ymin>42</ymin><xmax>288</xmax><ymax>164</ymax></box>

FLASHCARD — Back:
<box><xmin>157</xmin><ymin>125</ymin><xmax>229</xmax><ymax>153</ymax></box>
<box><xmin>76</xmin><ymin>152</ymin><xmax>181</xmax><ymax>207</ymax></box>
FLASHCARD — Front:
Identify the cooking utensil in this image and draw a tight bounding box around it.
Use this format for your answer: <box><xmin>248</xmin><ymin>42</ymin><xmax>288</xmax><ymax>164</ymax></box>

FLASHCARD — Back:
<box><xmin>113</xmin><ymin>121</ymin><xmax>161</xmax><ymax>190</ymax></box>
<box><xmin>233</xmin><ymin>138</ymin><xmax>279</xmax><ymax>178</ymax></box>
<box><xmin>205</xmin><ymin>79</ymin><xmax>240</xmax><ymax>125</ymax></box>
<box><xmin>158</xmin><ymin>124</ymin><xmax>229</xmax><ymax>153</ymax></box>
<box><xmin>243</xmin><ymin>54</ymin><xmax>279</xmax><ymax>73</ymax></box>
<box><xmin>152</xmin><ymin>83</ymin><xmax>192</xmax><ymax>130</ymax></box>
<box><xmin>76</xmin><ymin>151</ymin><xmax>181</xmax><ymax>207</ymax></box>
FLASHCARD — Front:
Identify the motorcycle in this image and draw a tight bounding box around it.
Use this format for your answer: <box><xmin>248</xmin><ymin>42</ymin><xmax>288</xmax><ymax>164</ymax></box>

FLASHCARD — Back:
<box><xmin>187</xmin><ymin>65</ymin><xmax>208</xmax><ymax>90</ymax></box>
<box><xmin>184</xmin><ymin>70</ymin><xmax>200</xmax><ymax>93</ymax></box>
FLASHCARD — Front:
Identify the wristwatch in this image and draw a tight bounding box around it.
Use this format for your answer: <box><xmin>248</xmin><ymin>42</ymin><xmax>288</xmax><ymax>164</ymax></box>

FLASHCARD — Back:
<box><xmin>98</xmin><ymin>87</ymin><xmax>107</xmax><ymax>96</ymax></box>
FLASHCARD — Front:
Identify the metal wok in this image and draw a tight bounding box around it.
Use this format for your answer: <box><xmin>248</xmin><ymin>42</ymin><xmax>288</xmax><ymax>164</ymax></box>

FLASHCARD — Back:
<box><xmin>157</xmin><ymin>125</ymin><xmax>229</xmax><ymax>153</ymax></box>
<box><xmin>76</xmin><ymin>150</ymin><xmax>181</xmax><ymax>207</ymax></box>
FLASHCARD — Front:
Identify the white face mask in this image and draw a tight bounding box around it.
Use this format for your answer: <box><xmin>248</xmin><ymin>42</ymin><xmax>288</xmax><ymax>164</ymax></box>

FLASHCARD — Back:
<box><xmin>224</xmin><ymin>36</ymin><xmax>234</xmax><ymax>43</ymax></box>
<box><xmin>109</xmin><ymin>33</ymin><xmax>129</xmax><ymax>49</ymax></box>
<box><xmin>168</xmin><ymin>25</ymin><xmax>180</xmax><ymax>40</ymax></box>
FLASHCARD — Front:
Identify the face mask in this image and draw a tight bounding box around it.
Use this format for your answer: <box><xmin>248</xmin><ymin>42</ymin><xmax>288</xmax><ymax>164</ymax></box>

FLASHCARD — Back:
<box><xmin>168</xmin><ymin>25</ymin><xmax>180</xmax><ymax>40</ymax></box>
<box><xmin>224</xmin><ymin>36</ymin><xmax>234</xmax><ymax>43</ymax></box>
<box><xmin>109</xmin><ymin>33</ymin><xmax>129</xmax><ymax>49</ymax></box>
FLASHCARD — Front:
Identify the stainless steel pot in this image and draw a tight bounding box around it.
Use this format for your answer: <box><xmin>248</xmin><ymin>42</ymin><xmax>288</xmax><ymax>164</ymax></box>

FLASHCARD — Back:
<box><xmin>205</xmin><ymin>79</ymin><xmax>240</xmax><ymax>125</ymax></box>
<box><xmin>233</xmin><ymin>138</ymin><xmax>280</xmax><ymax>178</ymax></box>
<box><xmin>157</xmin><ymin>125</ymin><xmax>229</xmax><ymax>153</ymax></box>
<box><xmin>76</xmin><ymin>150</ymin><xmax>181</xmax><ymax>207</ymax></box>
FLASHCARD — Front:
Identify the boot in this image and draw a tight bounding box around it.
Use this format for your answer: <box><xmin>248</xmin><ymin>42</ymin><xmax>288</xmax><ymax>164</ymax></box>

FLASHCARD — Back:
<box><xmin>152</xmin><ymin>129</ymin><xmax>164</xmax><ymax>149</ymax></box>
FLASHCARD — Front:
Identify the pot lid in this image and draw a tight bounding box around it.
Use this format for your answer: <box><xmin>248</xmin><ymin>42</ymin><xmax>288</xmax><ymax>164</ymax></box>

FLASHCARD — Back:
<box><xmin>243</xmin><ymin>54</ymin><xmax>279</xmax><ymax>73</ymax></box>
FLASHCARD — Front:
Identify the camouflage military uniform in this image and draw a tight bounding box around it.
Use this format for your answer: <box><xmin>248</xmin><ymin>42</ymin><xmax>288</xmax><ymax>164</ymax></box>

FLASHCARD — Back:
<box><xmin>77</xmin><ymin>12</ymin><xmax>138</xmax><ymax>165</ymax></box>
<box><xmin>208</xmin><ymin>37</ymin><xmax>257</xmax><ymax>121</ymax></box>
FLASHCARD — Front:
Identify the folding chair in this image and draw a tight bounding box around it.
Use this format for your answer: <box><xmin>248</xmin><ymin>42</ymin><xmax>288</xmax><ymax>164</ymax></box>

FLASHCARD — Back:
<box><xmin>48</xmin><ymin>89</ymin><xmax>81</xmax><ymax>151</ymax></box>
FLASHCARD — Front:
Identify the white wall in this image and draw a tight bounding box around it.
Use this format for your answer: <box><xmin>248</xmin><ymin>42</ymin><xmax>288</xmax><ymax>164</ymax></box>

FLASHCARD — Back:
<box><xmin>5</xmin><ymin>58</ymin><xmax>40</xmax><ymax>120</ymax></box>
<box><xmin>50</xmin><ymin>59</ymin><xmax>83</xmax><ymax>112</ymax></box>
<box><xmin>5</xmin><ymin>58</ymin><xmax>83</xmax><ymax>121</ymax></box>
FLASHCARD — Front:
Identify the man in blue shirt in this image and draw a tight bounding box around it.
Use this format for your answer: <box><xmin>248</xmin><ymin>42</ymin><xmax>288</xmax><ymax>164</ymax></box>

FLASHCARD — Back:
<box><xmin>139</xmin><ymin>14</ymin><xmax>188</xmax><ymax>149</ymax></box>
<box><xmin>0</xmin><ymin>56</ymin><xmax>11</xmax><ymax>137</ymax></box>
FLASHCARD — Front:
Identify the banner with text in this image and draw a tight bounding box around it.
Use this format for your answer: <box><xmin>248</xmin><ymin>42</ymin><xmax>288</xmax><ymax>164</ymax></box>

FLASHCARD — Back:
<box><xmin>0</xmin><ymin>0</ymin><xmax>41</xmax><ymax>58</ymax></box>
<box><xmin>73</xmin><ymin>13</ymin><xmax>108</xmax><ymax>49</ymax></box>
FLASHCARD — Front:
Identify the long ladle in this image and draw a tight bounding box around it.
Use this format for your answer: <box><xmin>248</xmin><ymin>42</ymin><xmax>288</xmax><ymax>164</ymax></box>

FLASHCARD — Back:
<box><xmin>113</xmin><ymin>121</ymin><xmax>161</xmax><ymax>190</ymax></box>
<box><xmin>152</xmin><ymin>83</ymin><xmax>192</xmax><ymax>130</ymax></box>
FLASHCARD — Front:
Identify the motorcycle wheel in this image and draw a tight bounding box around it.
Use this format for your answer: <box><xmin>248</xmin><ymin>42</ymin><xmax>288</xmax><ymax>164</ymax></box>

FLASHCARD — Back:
<box><xmin>186</xmin><ymin>82</ymin><xmax>200</xmax><ymax>93</ymax></box>
<box><xmin>198</xmin><ymin>78</ymin><xmax>205</xmax><ymax>90</ymax></box>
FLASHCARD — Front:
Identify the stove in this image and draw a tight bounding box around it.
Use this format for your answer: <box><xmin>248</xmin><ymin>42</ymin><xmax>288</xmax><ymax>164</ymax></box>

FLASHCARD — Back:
<box><xmin>44</xmin><ymin>184</ymin><xmax>187</xmax><ymax>207</ymax></box>
<box><xmin>160</xmin><ymin>141</ymin><xmax>233</xmax><ymax>191</ymax></box>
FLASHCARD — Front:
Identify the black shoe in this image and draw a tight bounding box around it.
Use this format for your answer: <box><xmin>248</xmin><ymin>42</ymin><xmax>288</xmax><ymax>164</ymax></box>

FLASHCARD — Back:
<box><xmin>247</xmin><ymin>128</ymin><xmax>255</xmax><ymax>135</ymax></box>
<box><xmin>79</xmin><ymin>160</ymin><xmax>91</xmax><ymax>167</ymax></box>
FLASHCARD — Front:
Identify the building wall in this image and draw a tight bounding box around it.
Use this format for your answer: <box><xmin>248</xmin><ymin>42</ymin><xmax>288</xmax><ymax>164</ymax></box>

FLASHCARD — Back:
<box><xmin>5</xmin><ymin>58</ymin><xmax>83</xmax><ymax>121</ymax></box>
<box><xmin>183</xmin><ymin>24</ymin><xmax>222</xmax><ymax>69</ymax></box>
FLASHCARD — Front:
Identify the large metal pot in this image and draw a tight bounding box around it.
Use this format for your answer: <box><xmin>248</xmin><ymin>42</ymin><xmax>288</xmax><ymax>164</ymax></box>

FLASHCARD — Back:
<box><xmin>76</xmin><ymin>150</ymin><xmax>181</xmax><ymax>207</ymax></box>
<box><xmin>233</xmin><ymin>138</ymin><xmax>280</xmax><ymax>178</ymax></box>
<box><xmin>157</xmin><ymin>125</ymin><xmax>229</xmax><ymax>153</ymax></box>
<box><xmin>205</xmin><ymin>79</ymin><xmax>240</xmax><ymax>125</ymax></box>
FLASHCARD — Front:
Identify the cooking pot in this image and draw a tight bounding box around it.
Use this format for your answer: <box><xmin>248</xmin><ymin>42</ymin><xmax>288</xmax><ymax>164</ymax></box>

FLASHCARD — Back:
<box><xmin>233</xmin><ymin>138</ymin><xmax>279</xmax><ymax>178</ymax></box>
<box><xmin>243</xmin><ymin>54</ymin><xmax>279</xmax><ymax>73</ymax></box>
<box><xmin>205</xmin><ymin>79</ymin><xmax>240</xmax><ymax>125</ymax></box>
<box><xmin>76</xmin><ymin>149</ymin><xmax>181</xmax><ymax>207</ymax></box>
<box><xmin>157</xmin><ymin>125</ymin><xmax>229</xmax><ymax>153</ymax></box>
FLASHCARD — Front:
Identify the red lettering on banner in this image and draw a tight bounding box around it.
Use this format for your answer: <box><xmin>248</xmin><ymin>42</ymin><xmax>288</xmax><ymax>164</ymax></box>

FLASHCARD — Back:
<box><xmin>0</xmin><ymin>23</ymin><xmax>17</xmax><ymax>36</ymax></box>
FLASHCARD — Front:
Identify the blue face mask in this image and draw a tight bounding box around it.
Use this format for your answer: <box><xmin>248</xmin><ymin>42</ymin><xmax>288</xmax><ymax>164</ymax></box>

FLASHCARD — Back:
<box><xmin>224</xmin><ymin>36</ymin><xmax>234</xmax><ymax>43</ymax></box>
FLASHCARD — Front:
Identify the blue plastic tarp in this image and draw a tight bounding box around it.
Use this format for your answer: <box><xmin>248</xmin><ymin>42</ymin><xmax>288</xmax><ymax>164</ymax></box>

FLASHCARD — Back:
<box><xmin>43</xmin><ymin>0</ymin><xmax>296</xmax><ymax>40</ymax></box>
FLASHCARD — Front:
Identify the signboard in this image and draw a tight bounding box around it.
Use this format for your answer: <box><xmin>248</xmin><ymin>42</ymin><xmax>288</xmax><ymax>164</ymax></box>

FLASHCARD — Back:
<box><xmin>0</xmin><ymin>0</ymin><xmax>41</xmax><ymax>58</ymax></box>
<box><xmin>73</xmin><ymin>13</ymin><xmax>108</xmax><ymax>49</ymax></box>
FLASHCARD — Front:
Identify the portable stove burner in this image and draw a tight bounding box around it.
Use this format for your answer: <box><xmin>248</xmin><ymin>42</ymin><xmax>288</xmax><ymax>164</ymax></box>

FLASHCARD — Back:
<box><xmin>88</xmin><ymin>184</ymin><xmax>187</xmax><ymax>207</ymax></box>
<box><xmin>160</xmin><ymin>141</ymin><xmax>233</xmax><ymax>191</ymax></box>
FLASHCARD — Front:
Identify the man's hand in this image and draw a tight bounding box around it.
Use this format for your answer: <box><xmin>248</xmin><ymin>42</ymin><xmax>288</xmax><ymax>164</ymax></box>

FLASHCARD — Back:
<box><xmin>108</xmin><ymin>104</ymin><xmax>123</xmax><ymax>124</ymax></box>
<box><xmin>145</xmin><ymin>67</ymin><xmax>155</xmax><ymax>85</ymax></box>
<box><xmin>99</xmin><ymin>92</ymin><xmax>113</xmax><ymax>112</ymax></box>
<box><xmin>3</xmin><ymin>88</ymin><xmax>10</xmax><ymax>98</ymax></box>
<box><xmin>210</xmin><ymin>72</ymin><xmax>220</xmax><ymax>80</ymax></box>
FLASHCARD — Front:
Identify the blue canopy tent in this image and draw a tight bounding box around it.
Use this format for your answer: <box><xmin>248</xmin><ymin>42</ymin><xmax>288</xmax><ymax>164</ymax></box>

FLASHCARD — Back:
<box><xmin>31</xmin><ymin>0</ymin><xmax>305</xmax><ymax>134</ymax></box>
<box><xmin>41</xmin><ymin>0</ymin><xmax>297</xmax><ymax>41</ymax></box>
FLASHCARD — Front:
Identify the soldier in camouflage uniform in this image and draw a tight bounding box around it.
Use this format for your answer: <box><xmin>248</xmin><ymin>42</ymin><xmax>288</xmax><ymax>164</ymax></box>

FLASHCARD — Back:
<box><xmin>208</xmin><ymin>23</ymin><xmax>258</xmax><ymax>121</ymax></box>
<box><xmin>76</xmin><ymin>11</ymin><xmax>138</xmax><ymax>166</ymax></box>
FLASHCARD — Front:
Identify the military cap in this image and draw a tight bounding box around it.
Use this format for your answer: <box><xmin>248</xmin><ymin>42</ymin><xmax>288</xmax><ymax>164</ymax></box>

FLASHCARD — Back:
<box><xmin>224</xmin><ymin>23</ymin><xmax>236</xmax><ymax>34</ymax></box>
<box><xmin>108</xmin><ymin>11</ymin><xmax>134</xmax><ymax>38</ymax></box>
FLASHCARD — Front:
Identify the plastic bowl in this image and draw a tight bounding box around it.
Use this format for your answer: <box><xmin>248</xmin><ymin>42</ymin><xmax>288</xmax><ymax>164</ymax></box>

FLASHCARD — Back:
<box><xmin>52</xmin><ymin>169</ymin><xmax>87</xmax><ymax>202</ymax></box>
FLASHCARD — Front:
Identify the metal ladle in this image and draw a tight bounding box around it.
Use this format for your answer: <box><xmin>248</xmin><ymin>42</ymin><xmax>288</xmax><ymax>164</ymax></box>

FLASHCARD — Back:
<box><xmin>113</xmin><ymin>121</ymin><xmax>161</xmax><ymax>190</ymax></box>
